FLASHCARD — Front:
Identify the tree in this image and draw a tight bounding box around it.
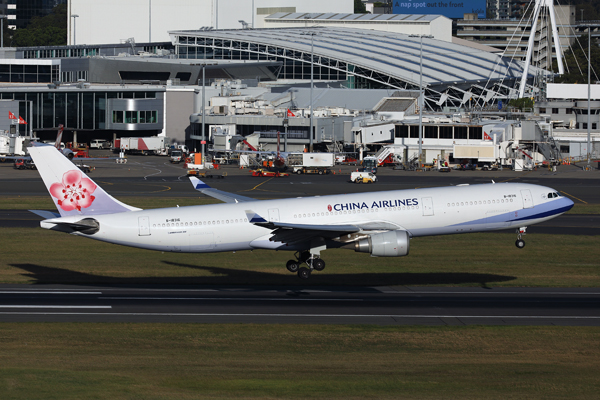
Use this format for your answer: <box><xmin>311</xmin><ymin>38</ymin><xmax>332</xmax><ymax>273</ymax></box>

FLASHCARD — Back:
<box><xmin>553</xmin><ymin>35</ymin><xmax>600</xmax><ymax>84</ymax></box>
<box><xmin>508</xmin><ymin>97</ymin><xmax>534</xmax><ymax>109</ymax></box>
<box><xmin>354</xmin><ymin>0</ymin><xmax>368</xmax><ymax>13</ymax></box>
<box><xmin>11</xmin><ymin>4</ymin><xmax>67</xmax><ymax>47</ymax></box>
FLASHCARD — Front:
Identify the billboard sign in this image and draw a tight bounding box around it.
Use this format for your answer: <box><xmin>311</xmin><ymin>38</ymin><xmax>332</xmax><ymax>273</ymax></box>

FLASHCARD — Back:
<box><xmin>392</xmin><ymin>0</ymin><xmax>485</xmax><ymax>19</ymax></box>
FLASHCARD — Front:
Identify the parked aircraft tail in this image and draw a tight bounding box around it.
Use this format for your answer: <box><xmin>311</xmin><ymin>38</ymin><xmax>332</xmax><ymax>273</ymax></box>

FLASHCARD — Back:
<box><xmin>28</xmin><ymin>144</ymin><xmax>140</xmax><ymax>217</ymax></box>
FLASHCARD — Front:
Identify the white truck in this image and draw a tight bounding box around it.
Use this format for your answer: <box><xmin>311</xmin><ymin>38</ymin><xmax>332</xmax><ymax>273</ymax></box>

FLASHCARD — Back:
<box><xmin>116</xmin><ymin>136</ymin><xmax>169</xmax><ymax>155</ymax></box>
<box><xmin>350</xmin><ymin>171</ymin><xmax>377</xmax><ymax>184</ymax></box>
<box><xmin>287</xmin><ymin>153</ymin><xmax>334</xmax><ymax>174</ymax></box>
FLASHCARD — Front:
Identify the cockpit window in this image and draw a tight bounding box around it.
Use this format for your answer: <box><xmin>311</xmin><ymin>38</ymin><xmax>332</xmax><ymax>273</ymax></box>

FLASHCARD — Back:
<box><xmin>547</xmin><ymin>192</ymin><xmax>561</xmax><ymax>198</ymax></box>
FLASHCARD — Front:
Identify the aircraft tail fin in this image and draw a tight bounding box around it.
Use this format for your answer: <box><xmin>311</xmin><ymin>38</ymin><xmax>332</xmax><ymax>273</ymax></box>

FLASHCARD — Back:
<box><xmin>28</xmin><ymin>144</ymin><xmax>140</xmax><ymax>217</ymax></box>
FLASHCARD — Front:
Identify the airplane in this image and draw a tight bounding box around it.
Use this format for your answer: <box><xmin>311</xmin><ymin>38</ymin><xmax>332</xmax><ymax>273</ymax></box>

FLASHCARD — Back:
<box><xmin>27</xmin><ymin>143</ymin><xmax>574</xmax><ymax>279</ymax></box>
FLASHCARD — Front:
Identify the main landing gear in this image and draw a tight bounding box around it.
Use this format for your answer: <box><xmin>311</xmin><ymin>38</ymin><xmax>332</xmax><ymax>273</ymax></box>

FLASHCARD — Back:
<box><xmin>286</xmin><ymin>251</ymin><xmax>326</xmax><ymax>279</ymax></box>
<box><xmin>515</xmin><ymin>227</ymin><xmax>527</xmax><ymax>249</ymax></box>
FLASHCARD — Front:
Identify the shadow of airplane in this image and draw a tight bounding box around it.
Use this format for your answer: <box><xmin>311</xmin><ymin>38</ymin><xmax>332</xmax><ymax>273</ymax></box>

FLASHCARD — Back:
<box><xmin>10</xmin><ymin>261</ymin><xmax>516</xmax><ymax>288</ymax></box>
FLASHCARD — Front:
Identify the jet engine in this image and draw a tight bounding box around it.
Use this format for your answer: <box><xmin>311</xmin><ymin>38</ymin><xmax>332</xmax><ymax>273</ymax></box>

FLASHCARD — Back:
<box><xmin>354</xmin><ymin>230</ymin><xmax>409</xmax><ymax>257</ymax></box>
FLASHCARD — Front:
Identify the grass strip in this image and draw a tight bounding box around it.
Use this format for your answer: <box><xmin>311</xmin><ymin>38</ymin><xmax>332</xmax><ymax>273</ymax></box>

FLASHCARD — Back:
<box><xmin>2</xmin><ymin>228</ymin><xmax>598</xmax><ymax>287</ymax></box>
<box><xmin>0</xmin><ymin>324</ymin><xmax>599</xmax><ymax>399</ymax></box>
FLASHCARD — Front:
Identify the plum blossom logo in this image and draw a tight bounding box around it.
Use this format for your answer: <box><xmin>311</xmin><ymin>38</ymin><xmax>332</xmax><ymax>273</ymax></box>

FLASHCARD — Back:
<box><xmin>327</xmin><ymin>204</ymin><xmax>332</xmax><ymax>212</ymax></box>
<box><xmin>49</xmin><ymin>170</ymin><xmax>97</xmax><ymax>212</ymax></box>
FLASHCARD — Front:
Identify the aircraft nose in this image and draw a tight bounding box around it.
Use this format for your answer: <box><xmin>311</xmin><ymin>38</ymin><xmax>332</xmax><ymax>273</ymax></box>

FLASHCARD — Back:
<box><xmin>565</xmin><ymin>196</ymin><xmax>575</xmax><ymax>211</ymax></box>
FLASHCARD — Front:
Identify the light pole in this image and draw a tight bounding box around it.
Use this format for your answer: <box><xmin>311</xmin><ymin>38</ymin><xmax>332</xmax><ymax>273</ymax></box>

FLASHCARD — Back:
<box><xmin>587</xmin><ymin>25</ymin><xmax>591</xmax><ymax>170</ymax></box>
<box><xmin>149</xmin><ymin>0</ymin><xmax>151</xmax><ymax>42</ymax></box>
<box><xmin>310</xmin><ymin>32</ymin><xmax>315</xmax><ymax>152</ymax></box>
<box><xmin>202</xmin><ymin>64</ymin><xmax>206</xmax><ymax>165</ymax></box>
<box><xmin>0</xmin><ymin>15</ymin><xmax>6</xmax><ymax>49</ymax></box>
<box><xmin>410</xmin><ymin>34</ymin><xmax>433</xmax><ymax>168</ymax></box>
<box><xmin>71</xmin><ymin>14</ymin><xmax>79</xmax><ymax>46</ymax></box>
<box><xmin>283</xmin><ymin>116</ymin><xmax>288</xmax><ymax>152</ymax></box>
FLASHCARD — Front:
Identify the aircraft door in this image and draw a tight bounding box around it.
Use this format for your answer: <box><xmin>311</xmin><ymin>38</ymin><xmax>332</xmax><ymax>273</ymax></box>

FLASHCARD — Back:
<box><xmin>138</xmin><ymin>216</ymin><xmax>150</xmax><ymax>236</ymax></box>
<box><xmin>189</xmin><ymin>232</ymin><xmax>215</xmax><ymax>251</ymax></box>
<box><xmin>421</xmin><ymin>197</ymin><xmax>434</xmax><ymax>216</ymax></box>
<box><xmin>268</xmin><ymin>208</ymin><xmax>280</xmax><ymax>222</ymax></box>
<box><xmin>521</xmin><ymin>190</ymin><xmax>534</xmax><ymax>209</ymax></box>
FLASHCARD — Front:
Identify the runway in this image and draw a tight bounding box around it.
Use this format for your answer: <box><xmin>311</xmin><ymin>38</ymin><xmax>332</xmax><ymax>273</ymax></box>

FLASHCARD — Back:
<box><xmin>1</xmin><ymin>285</ymin><xmax>599</xmax><ymax>326</ymax></box>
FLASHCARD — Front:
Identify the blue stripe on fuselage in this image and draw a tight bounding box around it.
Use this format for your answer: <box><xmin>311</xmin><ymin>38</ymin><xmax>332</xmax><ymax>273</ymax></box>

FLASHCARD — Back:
<box><xmin>449</xmin><ymin>197</ymin><xmax>574</xmax><ymax>227</ymax></box>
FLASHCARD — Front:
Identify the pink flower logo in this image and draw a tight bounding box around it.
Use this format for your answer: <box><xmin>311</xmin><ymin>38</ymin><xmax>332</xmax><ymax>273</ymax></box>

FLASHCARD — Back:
<box><xmin>327</xmin><ymin>204</ymin><xmax>332</xmax><ymax>212</ymax></box>
<box><xmin>49</xmin><ymin>170</ymin><xmax>97</xmax><ymax>212</ymax></box>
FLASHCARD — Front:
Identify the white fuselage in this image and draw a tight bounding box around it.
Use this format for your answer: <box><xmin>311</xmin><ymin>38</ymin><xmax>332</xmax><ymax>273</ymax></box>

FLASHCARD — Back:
<box><xmin>46</xmin><ymin>182</ymin><xmax>573</xmax><ymax>253</ymax></box>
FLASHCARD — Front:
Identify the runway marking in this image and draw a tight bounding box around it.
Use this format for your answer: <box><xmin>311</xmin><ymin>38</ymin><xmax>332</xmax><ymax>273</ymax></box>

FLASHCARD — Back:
<box><xmin>242</xmin><ymin>178</ymin><xmax>283</xmax><ymax>194</ymax></box>
<box><xmin>0</xmin><ymin>312</ymin><xmax>597</xmax><ymax>319</ymax></box>
<box><xmin>0</xmin><ymin>291</ymin><xmax>102</xmax><ymax>294</ymax></box>
<box><xmin>143</xmin><ymin>169</ymin><xmax>163</xmax><ymax>180</ymax></box>
<box><xmin>100</xmin><ymin>297</ymin><xmax>360</xmax><ymax>301</ymax></box>
<box><xmin>0</xmin><ymin>306</ymin><xmax>111</xmax><ymax>309</ymax></box>
<box><xmin>560</xmin><ymin>190</ymin><xmax>588</xmax><ymax>204</ymax></box>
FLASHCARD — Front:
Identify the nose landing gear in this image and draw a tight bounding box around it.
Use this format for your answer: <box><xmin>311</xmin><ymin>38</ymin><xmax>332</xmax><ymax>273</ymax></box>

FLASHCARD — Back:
<box><xmin>515</xmin><ymin>227</ymin><xmax>527</xmax><ymax>248</ymax></box>
<box><xmin>285</xmin><ymin>251</ymin><xmax>326</xmax><ymax>279</ymax></box>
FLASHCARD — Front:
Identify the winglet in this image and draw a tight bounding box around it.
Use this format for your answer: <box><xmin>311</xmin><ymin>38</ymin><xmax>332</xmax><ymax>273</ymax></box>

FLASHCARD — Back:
<box><xmin>189</xmin><ymin>176</ymin><xmax>256</xmax><ymax>204</ymax></box>
<box><xmin>245</xmin><ymin>210</ymin><xmax>268</xmax><ymax>224</ymax></box>
<box><xmin>190</xmin><ymin>176</ymin><xmax>210</xmax><ymax>190</ymax></box>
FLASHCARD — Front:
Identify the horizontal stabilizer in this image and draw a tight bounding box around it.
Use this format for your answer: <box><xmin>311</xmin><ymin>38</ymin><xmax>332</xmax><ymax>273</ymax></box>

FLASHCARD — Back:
<box><xmin>29</xmin><ymin>210</ymin><xmax>60</xmax><ymax>219</ymax></box>
<box><xmin>189</xmin><ymin>177</ymin><xmax>256</xmax><ymax>203</ymax></box>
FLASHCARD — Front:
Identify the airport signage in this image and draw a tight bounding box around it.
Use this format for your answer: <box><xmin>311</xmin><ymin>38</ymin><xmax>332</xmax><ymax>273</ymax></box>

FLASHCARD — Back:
<box><xmin>393</xmin><ymin>0</ymin><xmax>486</xmax><ymax>19</ymax></box>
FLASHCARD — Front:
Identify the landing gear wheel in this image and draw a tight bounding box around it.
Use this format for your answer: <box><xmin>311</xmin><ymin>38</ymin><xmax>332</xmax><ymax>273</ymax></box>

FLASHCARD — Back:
<box><xmin>286</xmin><ymin>260</ymin><xmax>299</xmax><ymax>273</ymax></box>
<box><xmin>515</xmin><ymin>239</ymin><xmax>525</xmax><ymax>249</ymax></box>
<box><xmin>313</xmin><ymin>259</ymin><xmax>325</xmax><ymax>271</ymax></box>
<box><xmin>298</xmin><ymin>267</ymin><xmax>311</xmax><ymax>279</ymax></box>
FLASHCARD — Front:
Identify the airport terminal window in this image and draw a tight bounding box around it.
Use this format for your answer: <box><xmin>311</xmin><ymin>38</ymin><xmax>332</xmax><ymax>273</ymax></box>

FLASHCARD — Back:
<box><xmin>113</xmin><ymin>111</ymin><xmax>123</xmax><ymax>123</ymax></box>
<box><xmin>439</xmin><ymin>126</ymin><xmax>452</xmax><ymax>139</ymax></box>
<box><xmin>469</xmin><ymin>126</ymin><xmax>482</xmax><ymax>140</ymax></box>
<box><xmin>125</xmin><ymin>110</ymin><xmax>138</xmax><ymax>124</ymax></box>
<box><xmin>425</xmin><ymin>126</ymin><xmax>437</xmax><ymax>139</ymax></box>
<box><xmin>395</xmin><ymin>125</ymin><xmax>408</xmax><ymax>138</ymax></box>
<box><xmin>409</xmin><ymin>125</ymin><xmax>420</xmax><ymax>138</ymax></box>
<box><xmin>552</xmin><ymin>108</ymin><xmax>559</xmax><ymax>114</ymax></box>
<box><xmin>455</xmin><ymin>127</ymin><xmax>467</xmax><ymax>139</ymax></box>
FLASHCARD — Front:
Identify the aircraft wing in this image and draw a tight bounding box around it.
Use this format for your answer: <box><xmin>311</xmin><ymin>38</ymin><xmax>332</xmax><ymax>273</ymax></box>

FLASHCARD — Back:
<box><xmin>245</xmin><ymin>210</ymin><xmax>402</xmax><ymax>244</ymax></box>
<box><xmin>189</xmin><ymin>177</ymin><xmax>256</xmax><ymax>203</ymax></box>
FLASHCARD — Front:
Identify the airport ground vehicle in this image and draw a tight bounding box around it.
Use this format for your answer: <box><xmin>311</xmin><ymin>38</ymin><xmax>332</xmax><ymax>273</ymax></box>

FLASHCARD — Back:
<box><xmin>90</xmin><ymin>139</ymin><xmax>110</xmax><ymax>149</ymax></box>
<box><xmin>170</xmin><ymin>149</ymin><xmax>184</xmax><ymax>163</ymax></box>
<box><xmin>13</xmin><ymin>158</ymin><xmax>36</xmax><ymax>170</ymax></box>
<box><xmin>288</xmin><ymin>153</ymin><xmax>334</xmax><ymax>175</ymax></box>
<box><xmin>361</xmin><ymin>156</ymin><xmax>378</xmax><ymax>174</ymax></box>
<box><xmin>294</xmin><ymin>167</ymin><xmax>331</xmax><ymax>175</ymax></box>
<box><xmin>251</xmin><ymin>168</ymin><xmax>289</xmax><ymax>177</ymax></box>
<box><xmin>114</xmin><ymin>136</ymin><xmax>169</xmax><ymax>155</ymax></box>
<box><xmin>350</xmin><ymin>171</ymin><xmax>377</xmax><ymax>183</ymax></box>
<box><xmin>436</xmin><ymin>159</ymin><xmax>451</xmax><ymax>172</ymax></box>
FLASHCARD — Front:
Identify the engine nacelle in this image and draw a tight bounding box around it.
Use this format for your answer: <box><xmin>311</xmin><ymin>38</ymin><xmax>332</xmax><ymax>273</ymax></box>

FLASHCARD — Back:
<box><xmin>354</xmin><ymin>230</ymin><xmax>410</xmax><ymax>257</ymax></box>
